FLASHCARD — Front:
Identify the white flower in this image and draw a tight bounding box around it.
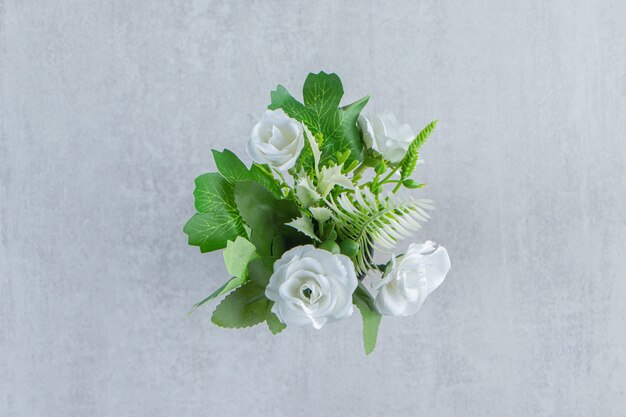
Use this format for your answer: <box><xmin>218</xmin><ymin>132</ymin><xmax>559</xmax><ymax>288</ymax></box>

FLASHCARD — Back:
<box><xmin>247</xmin><ymin>109</ymin><xmax>306</xmax><ymax>171</ymax></box>
<box><xmin>374</xmin><ymin>241</ymin><xmax>450</xmax><ymax>316</ymax></box>
<box><xmin>358</xmin><ymin>111</ymin><xmax>415</xmax><ymax>163</ymax></box>
<box><xmin>265</xmin><ymin>245</ymin><xmax>358</xmax><ymax>329</ymax></box>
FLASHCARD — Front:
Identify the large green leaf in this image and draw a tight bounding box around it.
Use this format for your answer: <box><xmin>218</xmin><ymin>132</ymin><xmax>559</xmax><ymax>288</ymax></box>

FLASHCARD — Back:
<box><xmin>234</xmin><ymin>180</ymin><xmax>301</xmax><ymax>256</ymax></box>
<box><xmin>353</xmin><ymin>283</ymin><xmax>382</xmax><ymax>355</ymax></box>
<box><xmin>211</xmin><ymin>281</ymin><xmax>272</xmax><ymax>329</ymax></box>
<box><xmin>212</xmin><ymin>149</ymin><xmax>282</xmax><ymax>198</ymax></box>
<box><xmin>183</xmin><ymin>173</ymin><xmax>246</xmax><ymax>253</ymax></box>
<box><xmin>212</xmin><ymin>149</ymin><xmax>250</xmax><ymax>183</ymax></box>
<box><xmin>269</xmin><ymin>72</ymin><xmax>369</xmax><ymax>169</ymax></box>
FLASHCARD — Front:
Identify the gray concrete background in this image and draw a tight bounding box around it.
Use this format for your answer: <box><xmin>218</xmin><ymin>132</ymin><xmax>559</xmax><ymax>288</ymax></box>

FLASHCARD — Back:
<box><xmin>1</xmin><ymin>1</ymin><xmax>625</xmax><ymax>416</ymax></box>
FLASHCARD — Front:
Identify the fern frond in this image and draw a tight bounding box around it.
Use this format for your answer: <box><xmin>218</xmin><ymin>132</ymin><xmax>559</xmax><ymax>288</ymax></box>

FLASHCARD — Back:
<box><xmin>326</xmin><ymin>189</ymin><xmax>434</xmax><ymax>274</ymax></box>
<box><xmin>399</xmin><ymin>120</ymin><xmax>438</xmax><ymax>180</ymax></box>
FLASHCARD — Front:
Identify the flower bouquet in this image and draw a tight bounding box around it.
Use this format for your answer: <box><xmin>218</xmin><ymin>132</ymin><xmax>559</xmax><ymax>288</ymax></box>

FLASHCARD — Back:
<box><xmin>184</xmin><ymin>72</ymin><xmax>450</xmax><ymax>354</ymax></box>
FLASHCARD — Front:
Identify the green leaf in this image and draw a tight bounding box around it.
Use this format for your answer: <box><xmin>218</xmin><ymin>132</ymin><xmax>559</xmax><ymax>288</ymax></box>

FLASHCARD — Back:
<box><xmin>212</xmin><ymin>149</ymin><xmax>250</xmax><ymax>183</ymax></box>
<box><xmin>269</xmin><ymin>72</ymin><xmax>369</xmax><ymax>169</ymax></box>
<box><xmin>353</xmin><ymin>283</ymin><xmax>382</xmax><ymax>355</ymax></box>
<box><xmin>234</xmin><ymin>180</ymin><xmax>301</xmax><ymax>256</ymax></box>
<box><xmin>211</xmin><ymin>281</ymin><xmax>271</xmax><ymax>329</ymax></box>
<box><xmin>183</xmin><ymin>173</ymin><xmax>246</xmax><ymax>252</ymax></box>
<box><xmin>286</xmin><ymin>216</ymin><xmax>320</xmax><ymax>241</ymax></box>
<box><xmin>223</xmin><ymin>236</ymin><xmax>258</xmax><ymax>279</ymax></box>
<box><xmin>247</xmin><ymin>257</ymin><xmax>275</xmax><ymax>287</ymax></box>
<box><xmin>399</xmin><ymin>120</ymin><xmax>438</xmax><ymax>180</ymax></box>
<box><xmin>190</xmin><ymin>237</ymin><xmax>259</xmax><ymax>311</ymax></box>
<box><xmin>212</xmin><ymin>149</ymin><xmax>282</xmax><ymax>198</ymax></box>
<box><xmin>249</xmin><ymin>164</ymin><xmax>282</xmax><ymax>198</ymax></box>
<box><xmin>309</xmin><ymin>206</ymin><xmax>332</xmax><ymax>223</ymax></box>
<box><xmin>266</xmin><ymin>312</ymin><xmax>287</xmax><ymax>335</ymax></box>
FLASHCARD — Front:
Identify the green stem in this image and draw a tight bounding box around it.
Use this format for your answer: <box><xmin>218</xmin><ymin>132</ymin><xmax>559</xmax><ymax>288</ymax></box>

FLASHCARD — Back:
<box><xmin>378</xmin><ymin>164</ymin><xmax>401</xmax><ymax>185</ymax></box>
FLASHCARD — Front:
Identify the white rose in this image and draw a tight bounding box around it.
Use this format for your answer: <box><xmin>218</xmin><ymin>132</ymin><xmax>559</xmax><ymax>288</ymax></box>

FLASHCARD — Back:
<box><xmin>247</xmin><ymin>109</ymin><xmax>306</xmax><ymax>171</ymax></box>
<box><xmin>374</xmin><ymin>241</ymin><xmax>450</xmax><ymax>316</ymax></box>
<box><xmin>358</xmin><ymin>111</ymin><xmax>415</xmax><ymax>163</ymax></box>
<box><xmin>265</xmin><ymin>245</ymin><xmax>358</xmax><ymax>329</ymax></box>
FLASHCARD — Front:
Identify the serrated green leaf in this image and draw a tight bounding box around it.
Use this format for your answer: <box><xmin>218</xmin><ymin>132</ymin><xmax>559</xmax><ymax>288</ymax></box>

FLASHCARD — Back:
<box><xmin>309</xmin><ymin>206</ymin><xmax>332</xmax><ymax>223</ymax></box>
<box><xmin>224</xmin><ymin>236</ymin><xmax>258</xmax><ymax>279</ymax></box>
<box><xmin>212</xmin><ymin>149</ymin><xmax>282</xmax><ymax>198</ymax></box>
<box><xmin>286</xmin><ymin>216</ymin><xmax>320</xmax><ymax>242</ymax></box>
<box><xmin>183</xmin><ymin>173</ymin><xmax>246</xmax><ymax>252</ymax></box>
<box><xmin>234</xmin><ymin>181</ymin><xmax>301</xmax><ymax>256</ymax></box>
<box><xmin>266</xmin><ymin>312</ymin><xmax>287</xmax><ymax>335</ymax></box>
<box><xmin>212</xmin><ymin>149</ymin><xmax>250</xmax><ymax>183</ymax></box>
<box><xmin>399</xmin><ymin>120</ymin><xmax>438</xmax><ymax>180</ymax></box>
<box><xmin>211</xmin><ymin>281</ymin><xmax>271</xmax><ymax>329</ymax></box>
<box><xmin>353</xmin><ymin>283</ymin><xmax>382</xmax><ymax>355</ymax></box>
<box><xmin>269</xmin><ymin>72</ymin><xmax>369</xmax><ymax>170</ymax></box>
<box><xmin>249</xmin><ymin>163</ymin><xmax>282</xmax><ymax>198</ymax></box>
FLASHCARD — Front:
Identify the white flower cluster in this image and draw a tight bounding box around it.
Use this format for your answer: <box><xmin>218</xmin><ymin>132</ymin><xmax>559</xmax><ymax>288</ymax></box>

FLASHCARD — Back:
<box><xmin>248</xmin><ymin>110</ymin><xmax>451</xmax><ymax>329</ymax></box>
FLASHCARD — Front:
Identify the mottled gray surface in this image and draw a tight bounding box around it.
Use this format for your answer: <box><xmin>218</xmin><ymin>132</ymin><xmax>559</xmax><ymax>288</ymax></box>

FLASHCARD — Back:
<box><xmin>2</xmin><ymin>1</ymin><xmax>626</xmax><ymax>416</ymax></box>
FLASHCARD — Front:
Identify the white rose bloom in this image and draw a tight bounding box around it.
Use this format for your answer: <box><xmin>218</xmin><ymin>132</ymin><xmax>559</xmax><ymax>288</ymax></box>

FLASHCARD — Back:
<box><xmin>266</xmin><ymin>245</ymin><xmax>358</xmax><ymax>329</ymax></box>
<box><xmin>247</xmin><ymin>109</ymin><xmax>306</xmax><ymax>171</ymax></box>
<box><xmin>374</xmin><ymin>241</ymin><xmax>450</xmax><ymax>316</ymax></box>
<box><xmin>358</xmin><ymin>111</ymin><xmax>415</xmax><ymax>163</ymax></box>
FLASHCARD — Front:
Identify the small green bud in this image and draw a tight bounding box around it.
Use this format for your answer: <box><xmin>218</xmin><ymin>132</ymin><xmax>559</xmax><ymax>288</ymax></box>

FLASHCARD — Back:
<box><xmin>339</xmin><ymin>239</ymin><xmax>360</xmax><ymax>257</ymax></box>
<box><xmin>402</xmin><ymin>179</ymin><xmax>425</xmax><ymax>189</ymax></box>
<box><xmin>319</xmin><ymin>240</ymin><xmax>340</xmax><ymax>254</ymax></box>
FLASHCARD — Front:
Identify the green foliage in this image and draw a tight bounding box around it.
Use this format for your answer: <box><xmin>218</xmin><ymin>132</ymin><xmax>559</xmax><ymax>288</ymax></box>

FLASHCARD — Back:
<box><xmin>327</xmin><ymin>189</ymin><xmax>433</xmax><ymax>273</ymax></box>
<box><xmin>223</xmin><ymin>236</ymin><xmax>258</xmax><ymax>279</ymax></box>
<box><xmin>286</xmin><ymin>216</ymin><xmax>320</xmax><ymax>242</ymax></box>
<box><xmin>183</xmin><ymin>173</ymin><xmax>246</xmax><ymax>253</ymax></box>
<box><xmin>399</xmin><ymin>120</ymin><xmax>438</xmax><ymax>181</ymax></box>
<box><xmin>353</xmin><ymin>283</ymin><xmax>382</xmax><ymax>355</ymax></box>
<box><xmin>269</xmin><ymin>72</ymin><xmax>369</xmax><ymax>170</ymax></box>
<box><xmin>211</xmin><ymin>258</ymin><xmax>286</xmax><ymax>333</ymax></box>
<box><xmin>211</xmin><ymin>280</ymin><xmax>273</xmax><ymax>329</ymax></box>
<box><xmin>266</xmin><ymin>312</ymin><xmax>287</xmax><ymax>335</ymax></box>
<box><xmin>212</xmin><ymin>149</ymin><xmax>282</xmax><ymax>198</ymax></box>
<box><xmin>247</xmin><ymin>257</ymin><xmax>274</xmax><ymax>287</ymax></box>
<box><xmin>191</xmin><ymin>237</ymin><xmax>258</xmax><ymax>311</ymax></box>
<box><xmin>234</xmin><ymin>180</ymin><xmax>301</xmax><ymax>257</ymax></box>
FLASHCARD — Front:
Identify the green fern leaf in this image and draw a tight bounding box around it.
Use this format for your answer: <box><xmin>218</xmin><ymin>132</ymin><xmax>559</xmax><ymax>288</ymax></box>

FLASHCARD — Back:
<box><xmin>326</xmin><ymin>189</ymin><xmax>433</xmax><ymax>274</ymax></box>
<box><xmin>399</xmin><ymin>120</ymin><xmax>438</xmax><ymax>180</ymax></box>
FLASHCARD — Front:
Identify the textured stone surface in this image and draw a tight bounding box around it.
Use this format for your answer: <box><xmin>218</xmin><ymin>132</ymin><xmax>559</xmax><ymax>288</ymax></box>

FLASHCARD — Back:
<box><xmin>2</xmin><ymin>1</ymin><xmax>626</xmax><ymax>416</ymax></box>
